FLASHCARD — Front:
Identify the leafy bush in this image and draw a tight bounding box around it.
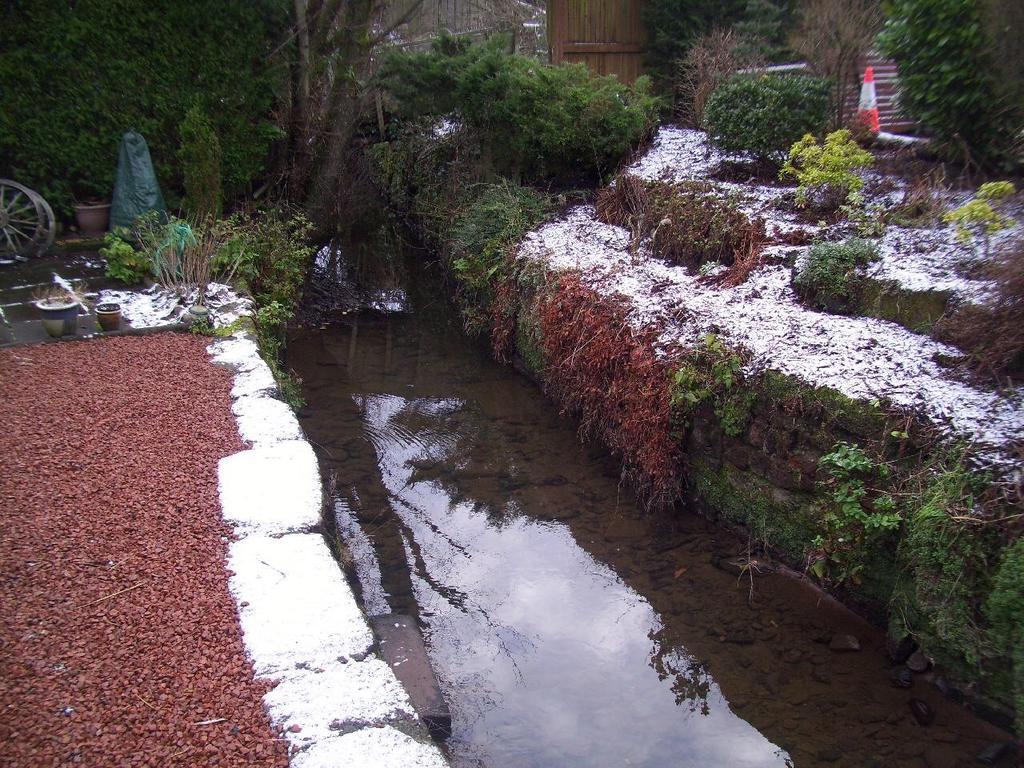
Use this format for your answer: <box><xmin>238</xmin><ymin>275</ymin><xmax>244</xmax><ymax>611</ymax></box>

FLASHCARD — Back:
<box><xmin>0</xmin><ymin>1</ymin><xmax>285</xmax><ymax>216</ymax></box>
<box><xmin>809</xmin><ymin>441</ymin><xmax>899</xmax><ymax>586</ymax></box>
<box><xmin>449</xmin><ymin>181</ymin><xmax>552</xmax><ymax>335</ymax></box>
<box><xmin>781</xmin><ymin>129</ymin><xmax>874</xmax><ymax>210</ymax></box>
<box><xmin>596</xmin><ymin>175</ymin><xmax>765</xmax><ymax>271</ymax></box>
<box><xmin>214</xmin><ymin>208</ymin><xmax>314</xmax><ymax>310</ymax></box>
<box><xmin>100</xmin><ymin>231</ymin><xmax>151</xmax><ymax>284</ymax></box>
<box><xmin>179</xmin><ymin>105</ymin><xmax>222</xmax><ymax>221</ymax></box>
<box><xmin>703</xmin><ymin>73</ymin><xmax>831</xmax><ymax>162</ymax></box>
<box><xmin>794</xmin><ymin>238</ymin><xmax>880</xmax><ymax>312</ymax></box>
<box><xmin>380</xmin><ymin>35</ymin><xmax>661</xmax><ymax>183</ymax></box>
<box><xmin>880</xmin><ymin>0</ymin><xmax>1011</xmax><ymax>166</ymax></box>
<box><xmin>942</xmin><ymin>181</ymin><xmax>1016</xmax><ymax>256</ymax></box>
<box><xmin>670</xmin><ymin>333</ymin><xmax>754</xmax><ymax>437</ymax></box>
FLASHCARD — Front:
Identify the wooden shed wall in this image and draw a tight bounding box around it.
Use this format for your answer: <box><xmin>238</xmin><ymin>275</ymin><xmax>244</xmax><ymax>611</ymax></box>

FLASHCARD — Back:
<box><xmin>548</xmin><ymin>0</ymin><xmax>646</xmax><ymax>82</ymax></box>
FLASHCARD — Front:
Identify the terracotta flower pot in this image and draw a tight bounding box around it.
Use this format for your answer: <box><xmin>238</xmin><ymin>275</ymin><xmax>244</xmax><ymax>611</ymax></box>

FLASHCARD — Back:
<box><xmin>36</xmin><ymin>299</ymin><xmax>80</xmax><ymax>338</ymax></box>
<box><xmin>95</xmin><ymin>302</ymin><xmax>122</xmax><ymax>332</ymax></box>
<box><xmin>73</xmin><ymin>202</ymin><xmax>111</xmax><ymax>237</ymax></box>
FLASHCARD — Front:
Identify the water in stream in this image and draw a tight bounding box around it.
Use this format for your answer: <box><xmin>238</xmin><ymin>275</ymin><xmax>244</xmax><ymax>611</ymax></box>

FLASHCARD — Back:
<box><xmin>288</xmin><ymin>235</ymin><xmax>1011</xmax><ymax>768</ymax></box>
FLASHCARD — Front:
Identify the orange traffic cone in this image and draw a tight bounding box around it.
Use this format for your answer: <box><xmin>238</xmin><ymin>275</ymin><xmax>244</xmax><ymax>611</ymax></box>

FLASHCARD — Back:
<box><xmin>858</xmin><ymin>65</ymin><xmax>880</xmax><ymax>133</ymax></box>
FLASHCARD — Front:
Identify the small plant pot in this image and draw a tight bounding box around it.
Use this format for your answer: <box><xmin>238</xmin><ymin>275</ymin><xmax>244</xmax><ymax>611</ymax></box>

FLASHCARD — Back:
<box><xmin>95</xmin><ymin>302</ymin><xmax>122</xmax><ymax>332</ymax></box>
<box><xmin>73</xmin><ymin>202</ymin><xmax>111</xmax><ymax>237</ymax></box>
<box><xmin>185</xmin><ymin>304</ymin><xmax>211</xmax><ymax>327</ymax></box>
<box><xmin>36</xmin><ymin>299</ymin><xmax>80</xmax><ymax>338</ymax></box>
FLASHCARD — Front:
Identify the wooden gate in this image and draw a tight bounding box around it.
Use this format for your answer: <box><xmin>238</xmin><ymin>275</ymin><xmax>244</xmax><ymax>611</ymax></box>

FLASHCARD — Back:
<box><xmin>548</xmin><ymin>0</ymin><xmax>647</xmax><ymax>82</ymax></box>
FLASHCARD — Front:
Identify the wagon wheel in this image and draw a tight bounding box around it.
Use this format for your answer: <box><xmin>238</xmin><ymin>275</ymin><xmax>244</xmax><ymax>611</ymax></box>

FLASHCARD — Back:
<box><xmin>0</xmin><ymin>179</ymin><xmax>56</xmax><ymax>259</ymax></box>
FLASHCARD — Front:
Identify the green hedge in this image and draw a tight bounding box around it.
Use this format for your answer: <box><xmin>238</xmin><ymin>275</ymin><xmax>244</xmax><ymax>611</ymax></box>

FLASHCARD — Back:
<box><xmin>880</xmin><ymin>0</ymin><xmax>1013</xmax><ymax>166</ymax></box>
<box><xmin>0</xmin><ymin>0</ymin><xmax>285</xmax><ymax>217</ymax></box>
<box><xmin>703</xmin><ymin>73</ymin><xmax>830</xmax><ymax>162</ymax></box>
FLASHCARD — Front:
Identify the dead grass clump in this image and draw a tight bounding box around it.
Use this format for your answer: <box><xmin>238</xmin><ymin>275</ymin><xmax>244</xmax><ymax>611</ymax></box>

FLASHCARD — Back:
<box><xmin>596</xmin><ymin>177</ymin><xmax>765</xmax><ymax>272</ymax></box>
<box><xmin>935</xmin><ymin>244</ymin><xmax>1024</xmax><ymax>378</ymax></box>
<box><xmin>538</xmin><ymin>275</ymin><xmax>681</xmax><ymax>506</ymax></box>
<box><xmin>886</xmin><ymin>170</ymin><xmax>948</xmax><ymax>227</ymax></box>
<box><xmin>490</xmin><ymin>274</ymin><xmax>518</xmax><ymax>362</ymax></box>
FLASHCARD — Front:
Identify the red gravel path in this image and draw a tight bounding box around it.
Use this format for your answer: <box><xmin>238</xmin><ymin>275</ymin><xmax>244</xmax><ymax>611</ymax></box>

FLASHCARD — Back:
<box><xmin>0</xmin><ymin>334</ymin><xmax>288</xmax><ymax>768</ymax></box>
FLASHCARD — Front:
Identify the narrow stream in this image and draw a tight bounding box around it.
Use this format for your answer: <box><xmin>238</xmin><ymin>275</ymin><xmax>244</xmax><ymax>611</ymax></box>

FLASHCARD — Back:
<box><xmin>288</xmin><ymin>233</ymin><xmax>1009</xmax><ymax>768</ymax></box>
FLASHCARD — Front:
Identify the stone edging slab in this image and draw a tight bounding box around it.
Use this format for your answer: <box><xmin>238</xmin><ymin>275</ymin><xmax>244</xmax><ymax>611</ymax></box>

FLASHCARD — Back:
<box><xmin>208</xmin><ymin>332</ymin><xmax>449</xmax><ymax>768</ymax></box>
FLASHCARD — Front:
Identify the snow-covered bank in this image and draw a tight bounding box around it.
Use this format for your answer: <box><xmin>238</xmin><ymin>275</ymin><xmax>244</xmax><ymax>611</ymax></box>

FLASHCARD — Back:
<box><xmin>518</xmin><ymin>127</ymin><xmax>1023</xmax><ymax>475</ymax></box>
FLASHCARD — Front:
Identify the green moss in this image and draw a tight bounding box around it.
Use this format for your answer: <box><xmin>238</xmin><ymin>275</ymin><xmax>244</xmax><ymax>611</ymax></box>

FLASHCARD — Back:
<box><xmin>985</xmin><ymin>537</ymin><xmax>1024</xmax><ymax>730</ymax></box>
<box><xmin>690</xmin><ymin>458</ymin><xmax>818</xmax><ymax>561</ymax></box>
<box><xmin>757</xmin><ymin>371</ymin><xmax>886</xmax><ymax>439</ymax></box>
<box><xmin>892</xmin><ymin>463</ymin><xmax>996</xmax><ymax>676</ymax></box>
<box><xmin>857</xmin><ymin>281</ymin><xmax>951</xmax><ymax>333</ymax></box>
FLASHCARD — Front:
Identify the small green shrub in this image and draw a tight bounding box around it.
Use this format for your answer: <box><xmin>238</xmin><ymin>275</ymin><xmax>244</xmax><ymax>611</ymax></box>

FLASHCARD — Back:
<box><xmin>380</xmin><ymin>35</ymin><xmax>661</xmax><ymax>183</ymax></box>
<box><xmin>780</xmin><ymin>129</ymin><xmax>874</xmax><ymax>210</ymax></box>
<box><xmin>100</xmin><ymin>231</ymin><xmax>152</xmax><ymax>284</ymax></box>
<box><xmin>179</xmin><ymin>104</ymin><xmax>223</xmax><ymax>221</ymax></box>
<box><xmin>449</xmin><ymin>181</ymin><xmax>551</xmax><ymax>335</ymax></box>
<box><xmin>253</xmin><ymin>300</ymin><xmax>304</xmax><ymax>408</ymax></box>
<box><xmin>942</xmin><ymin>181</ymin><xmax>1016</xmax><ymax>256</ymax></box>
<box><xmin>595</xmin><ymin>176</ymin><xmax>764</xmax><ymax>269</ymax></box>
<box><xmin>794</xmin><ymin>238</ymin><xmax>880</xmax><ymax>312</ymax></box>
<box><xmin>670</xmin><ymin>333</ymin><xmax>753</xmax><ymax>437</ymax></box>
<box><xmin>809</xmin><ymin>441</ymin><xmax>899</xmax><ymax>586</ymax></box>
<box><xmin>703</xmin><ymin>73</ymin><xmax>831</xmax><ymax>162</ymax></box>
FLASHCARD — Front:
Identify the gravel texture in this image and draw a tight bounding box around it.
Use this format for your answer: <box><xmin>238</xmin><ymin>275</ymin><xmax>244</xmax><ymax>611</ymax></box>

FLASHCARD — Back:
<box><xmin>0</xmin><ymin>333</ymin><xmax>288</xmax><ymax>767</ymax></box>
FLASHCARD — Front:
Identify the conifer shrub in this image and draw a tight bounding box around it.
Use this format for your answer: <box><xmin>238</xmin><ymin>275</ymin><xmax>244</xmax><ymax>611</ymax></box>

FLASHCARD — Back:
<box><xmin>179</xmin><ymin>105</ymin><xmax>223</xmax><ymax>221</ymax></box>
<box><xmin>380</xmin><ymin>35</ymin><xmax>661</xmax><ymax>183</ymax></box>
<box><xmin>780</xmin><ymin>129</ymin><xmax>874</xmax><ymax>211</ymax></box>
<box><xmin>703</xmin><ymin>73</ymin><xmax>831</xmax><ymax>163</ymax></box>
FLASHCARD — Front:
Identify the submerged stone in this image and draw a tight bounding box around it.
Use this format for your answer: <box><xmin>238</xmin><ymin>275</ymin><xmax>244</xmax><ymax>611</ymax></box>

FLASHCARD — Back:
<box><xmin>829</xmin><ymin>634</ymin><xmax>861</xmax><ymax>652</ymax></box>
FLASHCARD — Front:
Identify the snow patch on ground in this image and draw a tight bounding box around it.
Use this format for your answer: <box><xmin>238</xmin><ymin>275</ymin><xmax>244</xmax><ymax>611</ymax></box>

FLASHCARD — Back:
<box><xmin>625</xmin><ymin>126</ymin><xmax>1017</xmax><ymax>306</ymax></box>
<box><xmin>98</xmin><ymin>282</ymin><xmax>252</xmax><ymax>328</ymax></box>
<box><xmin>518</xmin><ymin>203</ymin><xmax>1023</xmax><ymax>474</ymax></box>
<box><xmin>228</xmin><ymin>534</ymin><xmax>375</xmax><ymax>675</ymax></box>
<box><xmin>263</xmin><ymin>660</ymin><xmax>415</xmax><ymax>747</ymax></box>
<box><xmin>211</xmin><ymin>332</ymin><xmax>449</xmax><ymax>767</ymax></box>
<box><xmin>232</xmin><ymin>393</ymin><xmax>305</xmax><ymax>447</ymax></box>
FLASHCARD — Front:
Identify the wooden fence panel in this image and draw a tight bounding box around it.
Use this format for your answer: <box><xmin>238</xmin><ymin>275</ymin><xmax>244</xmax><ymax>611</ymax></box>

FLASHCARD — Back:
<box><xmin>549</xmin><ymin>0</ymin><xmax>646</xmax><ymax>82</ymax></box>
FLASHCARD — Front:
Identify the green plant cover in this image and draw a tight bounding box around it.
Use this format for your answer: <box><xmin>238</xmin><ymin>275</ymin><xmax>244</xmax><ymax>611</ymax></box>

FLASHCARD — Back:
<box><xmin>110</xmin><ymin>132</ymin><xmax>167</xmax><ymax>229</ymax></box>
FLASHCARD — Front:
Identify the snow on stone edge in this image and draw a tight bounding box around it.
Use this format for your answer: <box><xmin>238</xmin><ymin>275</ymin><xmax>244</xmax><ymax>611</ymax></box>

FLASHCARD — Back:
<box><xmin>219</xmin><ymin>441</ymin><xmax>322</xmax><ymax>536</ymax></box>
<box><xmin>210</xmin><ymin>334</ymin><xmax>449</xmax><ymax>766</ymax></box>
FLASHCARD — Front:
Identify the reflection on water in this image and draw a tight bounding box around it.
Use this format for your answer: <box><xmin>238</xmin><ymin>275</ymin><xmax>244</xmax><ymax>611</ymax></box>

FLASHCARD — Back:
<box><xmin>289</xmin><ymin>244</ymin><xmax>1008</xmax><ymax>768</ymax></box>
